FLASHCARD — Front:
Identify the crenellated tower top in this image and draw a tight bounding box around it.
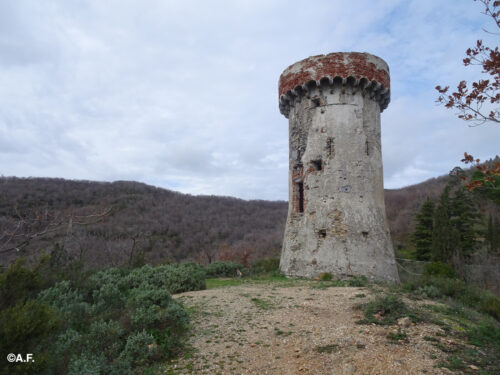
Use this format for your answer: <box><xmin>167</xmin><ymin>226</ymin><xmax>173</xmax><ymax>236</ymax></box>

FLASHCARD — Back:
<box><xmin>278</xmin><ymin>52</ymin><xmax>390</xmax><ymax>118</ymax></box>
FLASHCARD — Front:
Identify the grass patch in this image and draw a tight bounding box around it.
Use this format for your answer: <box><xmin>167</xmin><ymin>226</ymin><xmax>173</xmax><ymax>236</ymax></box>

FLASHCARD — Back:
<box><xmin>250</xmin><ymin>297</ymin><xmax>273</xmax><ymax>310</ymax></box>
<box><xmin>311</xmin><ymin>276</ymin><xmax>369</xmax><ymax>289</ymax></box>
<box><xmin>206</xmin><ymin>278</ymin><xmax>246</xmax><ymax>289</ymax></box>
<box><xmin>387</xmin><ymin>328</ymin><xmax>408</xmax><ymax>343</ymax></box>
<box><xmin>356</xmin><ymin>293</ymin><xmax>419</xmax><ymax>325</ymax></box>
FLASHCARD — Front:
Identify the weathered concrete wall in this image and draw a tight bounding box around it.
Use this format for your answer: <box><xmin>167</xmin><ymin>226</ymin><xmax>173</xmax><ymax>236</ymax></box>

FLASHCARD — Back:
<box><xmin>279</xmin><ymin>52</ymin><xmax>399</xmax><ymax>283</ymax></box>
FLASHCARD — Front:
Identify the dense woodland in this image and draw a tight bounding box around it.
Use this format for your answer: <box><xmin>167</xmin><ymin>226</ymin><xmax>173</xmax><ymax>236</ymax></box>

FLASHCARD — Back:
<box><xmin>0</xmin><ymin>158</ymin><xmax>499</xmax><ymax>271</ymax></box>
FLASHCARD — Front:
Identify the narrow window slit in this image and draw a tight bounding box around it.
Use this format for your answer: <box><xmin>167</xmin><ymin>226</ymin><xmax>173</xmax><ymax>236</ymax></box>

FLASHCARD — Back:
<box><xmin>318</xmin><ymin>229</ymin><xmax>327</xmax><ymax>238</ymax></box>
<box><xmin>297</xmin><ymin>182</ymin><xmax>304</xmax><ymax>213</ymax></box>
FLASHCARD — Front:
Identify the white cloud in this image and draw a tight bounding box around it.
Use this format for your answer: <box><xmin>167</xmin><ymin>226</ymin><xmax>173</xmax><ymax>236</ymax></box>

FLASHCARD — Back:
<box><xmin>1</xmin><ymin>0</ymin><xmax>499</xmax><ymax>200</ymax></box>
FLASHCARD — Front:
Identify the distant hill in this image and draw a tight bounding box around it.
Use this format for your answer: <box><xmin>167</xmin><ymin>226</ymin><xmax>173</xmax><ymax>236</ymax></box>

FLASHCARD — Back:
<box><xmin>0</xmin><ymin>163</ymin><xmax>498</xmax><ymax>269</ymax></box>
<box><xmin>0</xmin><ymin>178</ymin><xmax>287</xmax><ymax>268</ymax></box>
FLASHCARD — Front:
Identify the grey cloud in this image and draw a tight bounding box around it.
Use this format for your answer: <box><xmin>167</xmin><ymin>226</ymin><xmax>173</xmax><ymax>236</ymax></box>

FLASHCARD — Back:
<box><xmin>1</xmin><ymin>0</ymin><xmax>500</xmax><ymax>200</ymax></box>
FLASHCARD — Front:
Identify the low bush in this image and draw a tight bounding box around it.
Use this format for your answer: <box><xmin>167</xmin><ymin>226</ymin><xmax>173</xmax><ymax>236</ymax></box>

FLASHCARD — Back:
<box><xmin>415</xmin><ymin>285</ymin><xmax>441</xmax><ymax>299</ymax></box>
<box><xmin>319</xmin><ymin>272</ymin><xmax>332</xmax><ymax>281</ymax></box>
<box><xmin>0</xmin><ymin>300</ymin><xmax>60</xmax><ymax>374</ymax></box>
<box><xmin>345</xmin><ymin>275</ymin><xmax>369</xmax><ymax>287</ymax></box>
<box><xmin>0</xmin><ymin>259</ymin><xmax>43</xmax><ymax>309</ymax></box>
<box><xmin>357</xmin><ymin>294</ymin><xmax>416</xmax><ymax>325</ymax></box>
<box><xmin>0</xmin><ymin>259</ymin><xmax>202</xmax><ymax>374</ymax></box>
<box><xmin>423</xmin><ymin>262</ymin><xmax>456</xmax><ymax>278</ymax></box>
<box><xmin>120</xmin><ymin>330</ymin><xmax>157</xmax><ymax>366</ymax></box>
<box><xmin>403</xmin><ymin>276</ymin><xmax>500</xmax><ymax>321</ymax></box>
<box><xmin>205</xmin><ymin>261</ymin><xmax>242</xmax><ymax>278</ymax></box>
<box><xmin>123</xmin><ymin>262</ymin><xmax>206</xmax><ymax>294</ymax></box>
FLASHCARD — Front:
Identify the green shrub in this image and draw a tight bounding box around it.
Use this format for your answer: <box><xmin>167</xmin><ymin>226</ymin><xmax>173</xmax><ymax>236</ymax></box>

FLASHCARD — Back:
<box><xmin>127</xmin><ymin>287</ymin><xmax>172</xmax><ymax>308</ymax></box>
<box><xmin>124</xmin><ymin>263</ymin><xmax>206</xmax><ymax>294</ymax></box>
<box><xmin>205</xmin><ymin>261</ymin><xmax>242</xmax><ymax>277</ymax></box>
<box><xmin>319</xmin><ymin>273</ymin><xmax>332</xmax><ymax>281</ymax></box>
<box><xmin>416</xmin><ymin>285</ymin><xmax>441</xmax><ymax>299</ymax></box>
<box><xmin>68</xmin><ymin>353</ymin><xmax>106</xmax><ymax>375</ymax></box>
<box><xmin>358</xmin><ymin>294</ymin><xmax>412</xmax><ymax>325</ymax></box>
<box><xmin>0</xmin><ymin>259</ymin><xmax>42</xmax><ymax>309</ymax></box>
<box><xmin>423</xmin><ymin>262</ymin><xmax>456</xmax><ymax>278</ymax></box>
<box><xmin>120</xmin><ymin>330</ymin><xmax>157</xmax><ymax>366</ymax></box>
<box><xmin>38</xmin><ymin>281</ymin><xmax>91</xmax><ymax>329</ymax></box>
<box><xmin>85</xmin><ymin>267</ymin><xmax>129</xmax><ymax>294</ymax></box>
<box><xmin>52</xmin><ymin>328</ymin><xmax>83</xmax><ymax>371</ymax></box>
<box><xmin>0</xmin><ymin>300</ymin><xmax>60</xmax><ymax>374</ymax></box>
<box><xmin>86</xmin><ymin>320</ymin><xmax>125</xmax><ymax>359</ymax></box>
<box><xmin>130</xmin><ymin>305</ymin><xmax>163</xmax><ymax>328</ymax></box>
<box><xmin>345</xmin><ymin>275</ymin><xmax>369</xmax><ymax>287</ymax></box>
<box><xmin>1</xmin><ymin>262</ymin><xmax>195</xmax><ymax>374</ymax></box>
<box><xmin>479</xmin><ymin>296</ymin><xmax>500</xmax><ymax>321</ymax></box>
<box><xmin>403</xmin><ymin>276</ymin><xmax>500</xmax><ymax>321</ymax></box>
<box><xmin>91</xmin><ymin>282</ymin><xmax>125</xmax><ymax>314</ymax></box>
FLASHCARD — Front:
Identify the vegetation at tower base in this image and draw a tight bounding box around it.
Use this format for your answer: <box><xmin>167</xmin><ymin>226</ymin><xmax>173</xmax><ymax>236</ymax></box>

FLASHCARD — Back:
<box><xmin>412</xmin><ymin>198</ymin><xmax>435</xmax><ymax>261</ymax></box>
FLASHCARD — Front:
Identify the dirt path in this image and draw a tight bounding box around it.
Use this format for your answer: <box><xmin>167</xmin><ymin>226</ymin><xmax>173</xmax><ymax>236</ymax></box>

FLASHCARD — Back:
<box><xmin>166</xmin><ymin>282</ymin><xmax>451</xmax><ymax>375</ymax></box>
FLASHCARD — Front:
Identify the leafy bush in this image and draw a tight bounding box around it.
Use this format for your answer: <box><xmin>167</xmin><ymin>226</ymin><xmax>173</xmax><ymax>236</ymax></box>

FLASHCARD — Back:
<box><xmin>123</xmin><ymin>263</ymin><xmax>206</xmax><ymax>294</ymax></box>
<box><xmin>120</xmin><ymin>330</ymin><xmax>157</xmax><ymax>366</ymax></box>
<box><xmin>0</xmin><ymin>300</ymin><xmax>60</xmax><ymax>374</ymax></box>
<box><xmin>416</xmin><ymin>285</ymin><xmax>441</xmax><ymax>299</ymax></box>
<box><xmin>479</xmin><ymin>296</ymin><xmax>500</xmax><ymax>321</ymax></box>
<box><xmin>403</xmin><ymin>276</ymin><xmax>500</xmax><ymax>321</ymax></box>
<box><xmin>319</xmin><ymin>272</ymin><xmax>332</xmax><ymax>281</ymax></box>
<box><xmin>205</xmin><ymin>261</ymin><xmax>242</xmax><ymax>277</ymax></box>
<box><xmin>345</xmin><ymin>275</ymin><xmax>369</xmax><ymax>287</ymax></box>
<box><xmin>0</xmin><ymin>260</ymin><xmax>203</xmax><ymax>374</ymax></box>
<box><xmin>38</xmin><ymin>281</ymin><xmax>91</xmax><ymax>329</ymax></box>
<box><xmin>68</xmin><ymin>353</ymin><xmax>106</xmax><ymax>375</ymax></box>
<box><xmin>0</xmin><ymin>259</ymin><xmax>42</xmax><ymax>309</ymax></box>
<box><xmin>86</xmin><ymin>320</ymin><xmax>125</xmax><ymax>359</ymax></box>
<box><xmin>423</xmin><ymin>262</ymin><xmax>456</xmax><ymax>278</ymax></box>
<box><xmin>357</xmin><ymin>294</ymin><xmax>414</xmax><ymax>325</ymax></box>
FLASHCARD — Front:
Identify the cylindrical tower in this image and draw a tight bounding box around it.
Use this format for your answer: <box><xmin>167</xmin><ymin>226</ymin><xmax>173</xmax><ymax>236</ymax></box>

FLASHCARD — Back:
<box><xmin>278</xmin><ymin>52</ymin><xmax>399</xmax><ymax>283</ymax></box>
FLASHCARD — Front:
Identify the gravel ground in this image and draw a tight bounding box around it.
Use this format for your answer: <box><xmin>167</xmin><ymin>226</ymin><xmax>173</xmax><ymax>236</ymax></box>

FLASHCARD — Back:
<box><xmin>165</xmin><ymin>282</ymin><xmax>454</xmax><ymax>375</ymax></box>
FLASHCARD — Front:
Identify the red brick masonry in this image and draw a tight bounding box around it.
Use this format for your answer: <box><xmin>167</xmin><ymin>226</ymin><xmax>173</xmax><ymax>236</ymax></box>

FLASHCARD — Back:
<box><xmin>278</xmin><ymin>52</ymin><xmax>390</xmax><ymax>99</ymax></box>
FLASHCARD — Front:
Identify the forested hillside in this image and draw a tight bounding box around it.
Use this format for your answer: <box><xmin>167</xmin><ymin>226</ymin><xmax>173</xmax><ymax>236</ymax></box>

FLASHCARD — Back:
<box><xmin>0</xmin><ymin>163</ymin><xmax>498</xmax><ymax>270</ymax></box>
<box><xmin>0</xmin><ymin>178</ymin><xmax>286</xmax><ymax>268</ymax></box>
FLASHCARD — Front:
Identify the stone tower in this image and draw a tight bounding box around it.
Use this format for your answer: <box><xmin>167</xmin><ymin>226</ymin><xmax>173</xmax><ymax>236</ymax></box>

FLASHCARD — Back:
<box><xmin>278</xmin><ymin>52</ymin><xmax>399</xmax><ymax>283</ymax></box>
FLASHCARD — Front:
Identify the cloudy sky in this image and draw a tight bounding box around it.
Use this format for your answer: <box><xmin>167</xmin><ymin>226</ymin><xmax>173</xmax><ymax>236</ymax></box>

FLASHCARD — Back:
<box><xmin>1</xmin><ymin>0</ymin><xmax>499</xmax><ymax>200</ymax></box>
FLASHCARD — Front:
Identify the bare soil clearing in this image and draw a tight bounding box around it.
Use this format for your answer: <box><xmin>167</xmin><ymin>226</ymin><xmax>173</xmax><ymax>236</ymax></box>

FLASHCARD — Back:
<box><xmin>164</xmin><ymin>281</ymin><xmax>455</xmax><ymax>375</ymax></box>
